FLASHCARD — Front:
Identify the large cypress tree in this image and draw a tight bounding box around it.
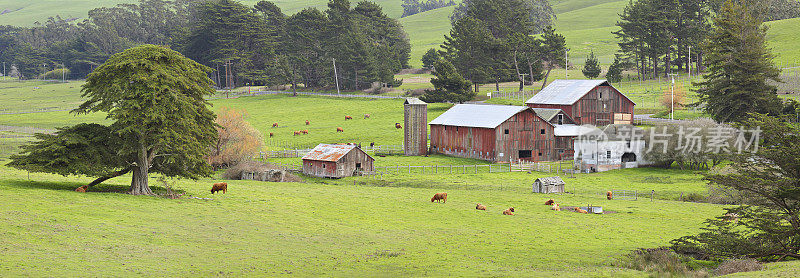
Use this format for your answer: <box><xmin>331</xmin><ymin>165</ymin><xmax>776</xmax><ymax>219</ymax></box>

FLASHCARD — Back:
<box><xmin>694</xmin><ymin>0</ymin><xmax>782</xmax><ymax>123</ymax></box>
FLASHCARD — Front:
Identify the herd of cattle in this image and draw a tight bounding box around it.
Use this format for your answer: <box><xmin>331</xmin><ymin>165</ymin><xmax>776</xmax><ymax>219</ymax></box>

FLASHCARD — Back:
<box><xmin>266</xmin><ymin>114</ymin><xmax>402</xmax><ymax>138</ymax></box>
<box><xmin>429</xmin><ymin>191</ymin><xmax>616</xmax><ymax>215</ymax></box>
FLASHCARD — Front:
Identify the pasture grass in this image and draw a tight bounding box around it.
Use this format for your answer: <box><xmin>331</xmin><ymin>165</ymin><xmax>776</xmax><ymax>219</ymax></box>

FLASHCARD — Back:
<box><xmin>0</xmin><ymin>161</ymin><xmax>725</xmax><ymax>276</ymax></box>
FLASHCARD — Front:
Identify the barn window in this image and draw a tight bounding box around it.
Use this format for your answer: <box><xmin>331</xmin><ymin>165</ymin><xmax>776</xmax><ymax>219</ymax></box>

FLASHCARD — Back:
<box><xmin>356</xmin><ymin>163</ymin><xmax>362</xmax><ymax>169</ymax></box>
<box><xmin>540</xmin><ymin>129</ymin><xmax>545</xmax><ymax>134</ymax></box>
<box><xmin>518</xmin><ymin>150</ymin><xmax>532</xmax><ymax>158</ymax></box>
<box><xmin>538</xmin><ymin>152</ymin><xmax>542</xmax><ymax>157</ymax></box>
<box><xmin>322</xmin><ymin>164</ymin><xmax>326</xmax><ymax>169</ymax></box>
<box><xmin>557</xmin><ymin>114</ymin><xmax>564</xmax><ymax>125</ymax></box>
<box><xmin>504</xmin><ymin>129</ymin><xmax>509</xmax><ymax>134</ymax></box>
<box><xmin>622</xmin><ymin>152</ymin><xmax>637</xmax><ymax>162</ymax></box>
<box><xmin>456</xmin><ymin>127</ymin><xmax>459</xmax><ymax>132</ymax></box>
<box><xmin>606</xmin><ymin>151</ymin><xmax>612</xmax><ymax>159</ymax></box>
<box><xmin>599</xmin><ymin>92</ymin><xmax>603</xmax><ymax>99</ymax></box>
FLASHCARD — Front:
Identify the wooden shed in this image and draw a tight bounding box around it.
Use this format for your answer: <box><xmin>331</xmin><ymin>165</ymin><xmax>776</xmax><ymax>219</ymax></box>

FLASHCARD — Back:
<box><xmin>302</xmin><ymin>144</ymin><xmax>374</xmax><ymax>178</ymax></box>
<box><xmin>526</xmin><ymin>80</ymin><xmax>635</xmax><ymax>126</ymax></box>
<box><xmin>428</xmin><ymin>104</ymin><xmax>556</xmax><ymax>162</ymax></box>
<box><xmin>532</xmin><ymin>176</ymin><xmax>565</xmax><ymax>193</ymax></box>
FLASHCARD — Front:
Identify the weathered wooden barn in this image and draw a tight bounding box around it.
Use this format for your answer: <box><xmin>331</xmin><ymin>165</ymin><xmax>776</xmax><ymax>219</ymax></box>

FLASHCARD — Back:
<box><xmin>526</xmin><ymin>80</ymin><xmax>635</xmax><ymax>126</ymax></box>
<box><xmin>302</xmin><ymin>144</ymin><xmax>374</xmax><ymax>178</ymax></box>
<box><xmin>429</xmin><ymin>104</ymin><xmax>555</xmax><ymax>162</ymax></box>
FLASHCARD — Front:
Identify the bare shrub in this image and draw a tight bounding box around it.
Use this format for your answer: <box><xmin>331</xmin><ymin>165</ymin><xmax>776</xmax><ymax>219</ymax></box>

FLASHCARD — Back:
<box><xmin>623</xmin><ymin>247</ymin><xmax>708</xmax><ymax>277</ymax></box>
<box><xmin>222</xmin><ymin>161</ymin><xmax>302</xmax><ymax>182</ymax></box>
<box><xmin>156</xmin><ymin>176</ymin><xmax>184</xmax><ymax>199</ymax></box>
<box><xmin>714</xmin><ymin>258</ymin><xmax>763</xmax><ymax>276</ymax></box>
<box><xmin>207</xmin><ymin>107</ymin><xmax>263</xmax><ymax>169</ymax></box>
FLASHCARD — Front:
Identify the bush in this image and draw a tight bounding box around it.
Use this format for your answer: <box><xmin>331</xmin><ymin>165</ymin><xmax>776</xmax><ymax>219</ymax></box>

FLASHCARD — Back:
<box><xmin>623</xmin><ymin>247</ymin><xmax>708</xmax><ymax>277</ymax></box>
<box><xmin>207</xmin><ymin>107</ymin><xmax>263</xmax><ymax>169</ymax></box>
<box><xmin>714</xmin><ymin>258</ymin><xmax>763</xmax><ymax>276</ymax></box>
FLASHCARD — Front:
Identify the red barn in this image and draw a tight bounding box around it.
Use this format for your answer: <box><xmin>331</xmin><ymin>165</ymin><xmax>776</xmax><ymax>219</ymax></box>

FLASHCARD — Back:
<box><xmin>429</xmin><ymin>104</ymin><xmax>555</xmax><ymax>162</ymax></box>
<box><xmin>526</xmin><ymin>80</ymin><xmax>635</xmax><ymax>126</ymax></box>
<box><xmin>302</xmin><ymin>144</ymin><xmax>374</xmax><ymax>178</ymax></box>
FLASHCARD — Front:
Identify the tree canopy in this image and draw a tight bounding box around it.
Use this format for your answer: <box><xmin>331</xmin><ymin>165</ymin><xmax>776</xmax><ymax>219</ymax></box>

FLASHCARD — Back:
<box><xmin>582</xmin><ymin>51</ymin><xmax>601</xmax><ymax>79</ymax></box>
<box><xmin>421</xmin><ymin>59</ymin><xmax>474</xmax><ymax>103</ymax></box>
<box><xmin>694</xmin><ymin>0</ymin><xmax>782</xmax><ymax>123</ymax></box>
<box><xmin>76</xmin><ymin>44</ymin><xmax>218</xmax><ymax>195</ymax></box>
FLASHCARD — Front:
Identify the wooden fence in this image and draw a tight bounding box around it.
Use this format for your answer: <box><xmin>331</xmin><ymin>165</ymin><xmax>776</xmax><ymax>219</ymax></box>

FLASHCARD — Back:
<box><xmin>375</xmin><ymin>164</ymin><xmax>512</xmax><ymax>175</ymax></box>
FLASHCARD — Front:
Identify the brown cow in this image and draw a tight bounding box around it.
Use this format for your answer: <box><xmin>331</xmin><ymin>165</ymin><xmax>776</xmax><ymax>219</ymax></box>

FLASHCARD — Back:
<box><xmin>430</xmin><ymin>192</ymin><xmax>447</xmax><ymax>203</ymax></box>
<box><xmin>272</xmin><ymin>123</ymin><xmax>278</xmax><ymax>128</ymax></box>
<box><xmin>211</xmin><ymin>182</ymin><xmax>228</xmax><ymax>194</ymax></box>
<box><xmin>544</xmin><ymin>199</ymin><xmax>555</xmax><ymax>205</ymax></box>
<box><xmin>269</xmin><ymin>132</ymin><xmax>274</xmax><ymax>138</ymax></box>
<box><xmin>395</xmin><ymin>123</ymin><xmax>402</xmax><ymax>129</ymax></box>
<box><xmin>336</xmin><ymin>127</ymin><xmax>344</xmax><ymax>132</ymax></box>
<box><xmin>345</xmin><ymin>115</ymin><xmax>353</xmax><ymax>120</ymax></box>
<box><xmin>305</xmin><ymin>120</ymin><xmax>310</xmax><ymax>125</ymax></box>
<box><xmin>503</xmin><ymin>207</ymin><xmax>515</xmax><ymax>215</ymax></box>
<box><xmin>301</xmin><ymin>130</ymin><xmax>309</xmax><ymax>134</ymax></box>
<box><xmin>607</xmin><ymin>191</ymin><xmax>613</xmax><ymax>200</ymax></box>
<box><xmin>551</xmin><ymin>203</ymin><xmax>561</xmax><ymax>211</ymax></box>
<box><xmin>75</xmin><ymin>185</ymin><xmax>88</xmax><ymax>193</ymax></box>
<box><xmin>364</xmin><ymin>114</ymin><xmax>370</xmax><ymax>119</ymax></box>
<box><xmin>293</xmin><ymin>131</ymin><xmax>302</xmax><ymax>136</ymax></box>
<box><xmin>575</xmin><ymin>208</ymin><xmax>588</xmax><ymax>214</ymax></box>
<box><xmin>476</xmin><ymin>203</ymin><xmax>487</xmax><ymax>210</ymax></box>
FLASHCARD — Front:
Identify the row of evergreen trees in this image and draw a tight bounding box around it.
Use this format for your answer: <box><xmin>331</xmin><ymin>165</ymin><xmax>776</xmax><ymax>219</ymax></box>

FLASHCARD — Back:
<box><xmin>0</xmin><ymin>0</ymin><xmax>411</xmax><ymax>91</ymax></box>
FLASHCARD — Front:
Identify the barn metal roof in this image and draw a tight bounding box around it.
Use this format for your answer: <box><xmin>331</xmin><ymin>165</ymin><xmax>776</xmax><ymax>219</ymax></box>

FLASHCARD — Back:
<box><xmin>302</xmin><ymin>144</ymin><xmax>370</xmax><ymax>162</ymax></box>
<box><xmin>554</xmin><ymin>124</ymin><xmax>597</xmax><ymax>137</ymax></box>
<box><xmin>526</xmin><ymin>79</ymin><xmax>632</xmax><ymax>105</ymax></box>
<box><xmin>428</xmin><ymin>104</ymin><xmax>531</xmax><ymax>128</ymax></box>
<box><xmin>534</xmin><ymin>176</ymin><xmax>565</xmax><ymax>185</ymax></box>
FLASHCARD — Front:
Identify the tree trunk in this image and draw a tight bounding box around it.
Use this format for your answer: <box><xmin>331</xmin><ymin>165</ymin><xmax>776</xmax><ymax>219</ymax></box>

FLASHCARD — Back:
<box><xmin>495</xmin><ymin>77</ymin><xmax>500</xmax><ymax>92</ymax></box>
<box><xmin>88</xmin><ymin>168</ymin><xmax>131</xmax><ymax>187</ymax></box>
<box><xmin>513</xmin><ymin>50</ymin><xmax>523</xmax><ymax>91</ymax></box>
<box><xmin>540</xmin><ymin>67</ymin><xmax>553</xmax><ymax>91</ymax></box>
<box><xmin>130</xmin><ymin>144</ymin><xmax>154</xmax><ymax>195</ymax></box>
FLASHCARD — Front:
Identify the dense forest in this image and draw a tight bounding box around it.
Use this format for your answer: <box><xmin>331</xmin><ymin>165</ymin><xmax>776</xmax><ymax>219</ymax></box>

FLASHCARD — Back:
<box><xmin>0</xmin><ymin>0</ymin><xmax>410</xmax><ymax>91</ymax></box>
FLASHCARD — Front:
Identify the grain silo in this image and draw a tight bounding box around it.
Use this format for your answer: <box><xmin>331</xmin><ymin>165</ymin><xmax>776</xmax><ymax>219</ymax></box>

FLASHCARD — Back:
<box><xmin>404</xmin><ymin>98</ymin><xmax>428</xmax><ymax>156</ymax></box>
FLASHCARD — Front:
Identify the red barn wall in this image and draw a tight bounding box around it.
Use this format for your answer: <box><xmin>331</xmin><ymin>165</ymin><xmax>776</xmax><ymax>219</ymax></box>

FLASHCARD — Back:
<box><xmin>528</xmin><ymin>85</ymin><xmax>635</xmax><ymax>126</ymax></box>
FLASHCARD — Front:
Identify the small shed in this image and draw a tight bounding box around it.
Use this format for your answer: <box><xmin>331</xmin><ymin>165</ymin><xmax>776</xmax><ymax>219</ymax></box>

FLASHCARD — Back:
<box><xmin>302</xmin><ymin>144</ymin><xmax>374</xmax><ymax>178</ymax></box>
<box><xmin>532</xmin><ymin>176</ymin><xmax>565</xmax><ymax>193</ymax></box>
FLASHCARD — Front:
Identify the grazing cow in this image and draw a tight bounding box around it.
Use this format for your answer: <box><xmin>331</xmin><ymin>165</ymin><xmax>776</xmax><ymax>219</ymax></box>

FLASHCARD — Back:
<box><xmin>211</xmin><ymin>182</ymin><xmax>228</xmax><ymax>194</ymax></box>
<box><xmin>272</xmin><ymin>123</ymin><xmax>278</xmax><ymax>128</ymax></box>
<box><xmin>430</xmin><ymin>192</ymin><xmax>447</xmax><ymax>203</ymax></box>
<box><xmin>503</xmin><ymin>207</ymin><xmax>515</xmax><ymax>215</ymax></box>
<box><xmin>301</xmin><ymin>130</ymin><xmax>309</xmax><ymax>134</ymax></box>
<box><xmin>395</xmin><ymin>123</ymin><xmax>402</xmax><ymax>129</ymax></box>
<box><xmin>370</xmin><ymin>142</ymin><xmax>375</xmax><ymax>148</ymax></box>
<box><xmin>294</xmin><ymin>131</ymin><xmax>302</xmax><ymax>136</ymax></box>
<box><xmin>476</xmin><ymin>203</ymin><xmax>487</xmax><ymax>210</ymax></box>
<box><xmin>607</xmin><ymin>191</ymin><xmax>613</xmax><ymax>200</ymax></box>
<box><xmin>336</xmin><ymin>127</ymin><xmax>344</xmax><ymax>132</ymax></box>
<box><xmin>345</xmin><ymin>115</ymin><xmax>353</xmax><ymax>120</ymax></box>
<box><xmin>575</xmin><ymin>208</ymin><xmax>588</xmax><ymax>214</ymax></box>
<box><xmin>364</xmin><ymin>114</ymin><xmax>370</xmax><ymax>119</ymax></box>
<box><xmin>75</xmin><ymin>185</ymin><xmax>88</xmax><ymax>193</ymax></box>
<box><xmin>551</xmin><ymin>203</ymin><xmax>561</xmax><ymax>211</ymax></box>
<box><xmin>269</xmin><ymin>132</ymin><xmax>274</xmax><ymax>138</ymax></box>
<box><xmin>305</xmin><ymin>120</ymin><xmax>310</xmax><ymax>125</ymax></box>
<box><xmin>544</xmin><ymin>199</ymin><xmax>555</xmax><ymax>205</ymax></box>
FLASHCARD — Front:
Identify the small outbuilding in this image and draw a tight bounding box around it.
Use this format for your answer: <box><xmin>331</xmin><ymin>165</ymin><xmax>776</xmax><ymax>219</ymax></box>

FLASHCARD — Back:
<box><xmin>302</xmin><ymin>144</ymin><xmax>374</xmax><ymax>178</ymax></box>
<box><xmin>532</xmin><ymin>176</ymin><xmax>566</xmax><ymax>193</ymax></box>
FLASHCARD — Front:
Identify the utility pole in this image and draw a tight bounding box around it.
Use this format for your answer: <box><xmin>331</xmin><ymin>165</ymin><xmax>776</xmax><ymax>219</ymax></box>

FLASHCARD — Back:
<box><xmin>669</xmin><ymin>74</ymin><xmax>677</xmax><ymax>121</ymax></box>
<box><xmin>333</xmin><ymin>58</ymin><xmax>340</xmax><ymax>95</ymax></box>
<box><xmin>2</xmin><ymin>62</ymin><xmax>5</xmax><ymax>81</ymax></box>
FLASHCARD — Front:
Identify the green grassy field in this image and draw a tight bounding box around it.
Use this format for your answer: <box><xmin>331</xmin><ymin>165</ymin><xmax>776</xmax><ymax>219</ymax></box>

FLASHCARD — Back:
<box><xmin>3</xmin><ymin>78</ymin><xmax>800</xmax><ymax>275</ymax></box>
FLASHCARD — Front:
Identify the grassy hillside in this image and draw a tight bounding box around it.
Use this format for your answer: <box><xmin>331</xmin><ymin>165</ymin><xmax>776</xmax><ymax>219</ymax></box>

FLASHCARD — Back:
<box><xmin>3</xmin><ymin>0</ymin><xmax>799</xmax><ymax>67</ymax></box>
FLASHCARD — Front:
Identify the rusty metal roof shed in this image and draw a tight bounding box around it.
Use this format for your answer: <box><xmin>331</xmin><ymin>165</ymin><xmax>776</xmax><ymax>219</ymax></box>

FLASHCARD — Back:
<box><xmin>526</xmin><ymin>79</ymin><xmax>634</xmax><ymax>105</ymax></box>
<box><xmin>302</xmin><ymin>144</ymin><xmax>372</xmax><ymax>162</ymax></box>
<box><xmin>429</xmin><ymin>104</ymin><xmax>534</xmax><ymax>128</ymax></box>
